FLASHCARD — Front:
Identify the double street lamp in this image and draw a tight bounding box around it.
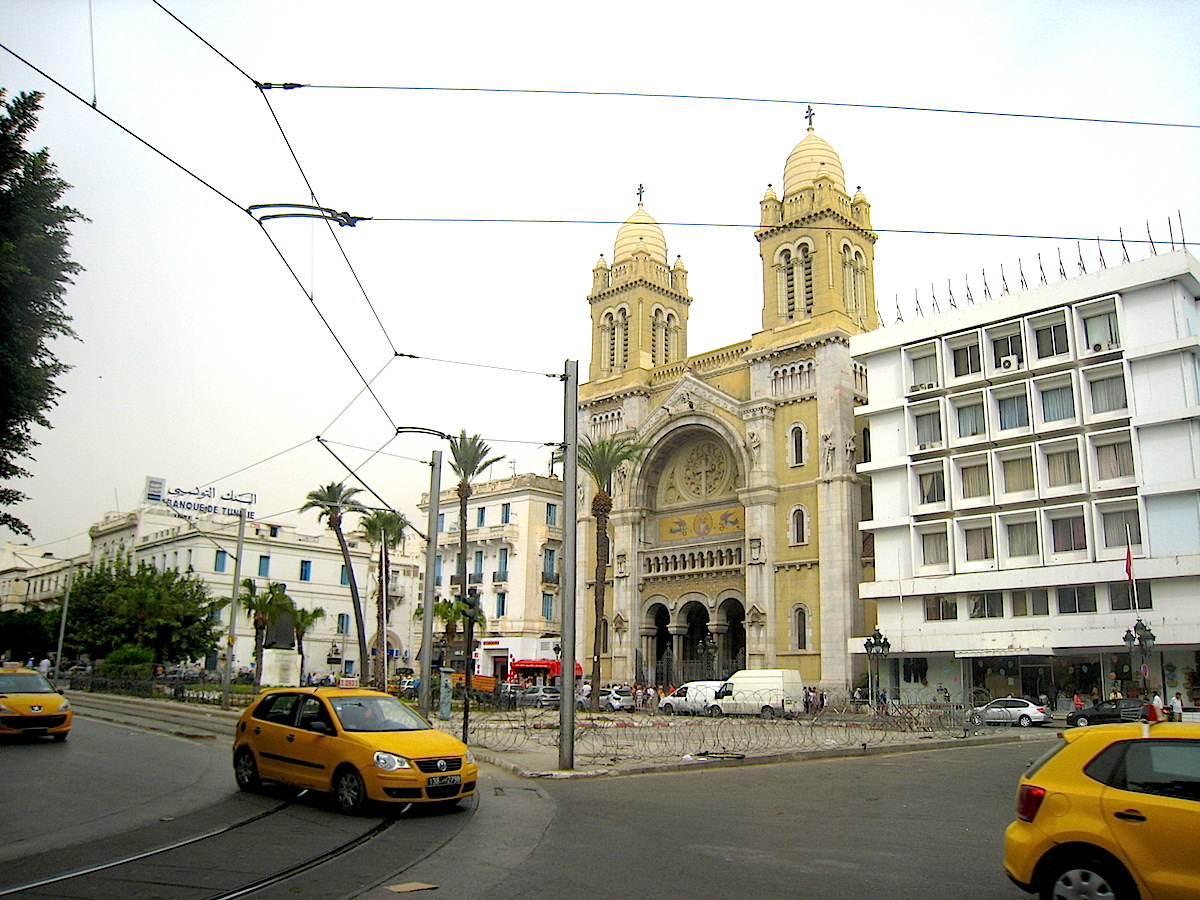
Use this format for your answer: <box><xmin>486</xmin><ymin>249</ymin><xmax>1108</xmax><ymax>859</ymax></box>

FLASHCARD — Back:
<box><xmin>1122</xmin><ymin>618</ymin><xmax>1157</xmax><ymax>700</ymax></box>
<box><xmin>698</xmin><ymin>631</ymin><xmax>718</xmax><ymax>679</ymax></box>
<box><xmin>864</xmin><ymin>627</ymin><xmax>891</xmax><ymax>711</ymax></box>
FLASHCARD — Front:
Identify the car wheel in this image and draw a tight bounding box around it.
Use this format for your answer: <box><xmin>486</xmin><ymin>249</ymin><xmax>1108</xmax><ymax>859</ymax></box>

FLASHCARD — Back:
<box><xmin>333</xmin><ymin>765</ymin><xmax>366</xmax><ymax>814</ymax></box>
<box><xmin>1074</xmin><ymin>716</ymin><xmax>1089</xmax><ymax>728</ymax></box>
<box><xmin>1038</xmin><ymin>854</ymin><xmax>1133</xmax><ymax>900</ymax></box>
<box><xmin>661</xmin><ymin>704</ymin><xmax>674</xmax><ymax>716</ymax></box>
<box><xmin>535</xmin><ymin>700</ymin><xmax>543</xmax><ymax>709</ymax></box>
<box><xmin>234</xmin><ymin>747</ymin><xmax>261</xmax><ymax>792</ymax></box>
<box><xmin>52</xmin><ymin>732</ymin><xmax>68</xmax><ymax>742</ymax></box>
<box><xmin>760</xmin><ymin>706</ymin><xmax>775</xmax><ymax>719</ymax></box>
<box><xmin>968</xmin><ymin>713</ymin><xmax>982</xmax><ymax>725</ymax></box>
<box><xmin>1018</xmin><ymin>714</ymin><xmax>1032</xmax><ymax>728</ymax></box>
<box><xmin>707</xmin><ymin>705</ymin><xmax>723</xmax><ymax>717</ymax></box>
<box><xmin>577</xmin><ymin>701</ymin><xmax>585</xmax><ymax>711</ymax></box>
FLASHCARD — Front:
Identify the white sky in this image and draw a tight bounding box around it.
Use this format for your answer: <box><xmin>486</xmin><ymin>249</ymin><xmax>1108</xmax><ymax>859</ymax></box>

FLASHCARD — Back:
<box><xmin>2</xmin><ymin>0</ymin><xmax>1197</xmax><ymax>554</ymax></box>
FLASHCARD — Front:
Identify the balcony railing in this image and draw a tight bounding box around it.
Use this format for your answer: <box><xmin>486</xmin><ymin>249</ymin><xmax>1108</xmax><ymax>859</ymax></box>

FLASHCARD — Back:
<box><xmin>542</xmin><ymin>572</ymin><xmax>560</xmax><ymax>585</ymax></box>
<box><xmin>493</xmin><ymin>570</ymin><xmax>509</xmax><ymax>583</ymax></box>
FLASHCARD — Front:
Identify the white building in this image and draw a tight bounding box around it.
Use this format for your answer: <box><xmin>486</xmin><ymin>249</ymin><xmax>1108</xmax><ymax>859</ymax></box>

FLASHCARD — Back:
<box><xmin>420</xmin><ymin>473</ymin><xmax>565</xmax><ymax>682</ymax></box>
<box><xmin>4</xmin><ymin>504</ymin><xmax>425</xmax><ymax>686</ymax></box>
<box><xmin>853</xmin><ymin>249</ymin><xmax>1200</xmax><ymax>708</ymax></box>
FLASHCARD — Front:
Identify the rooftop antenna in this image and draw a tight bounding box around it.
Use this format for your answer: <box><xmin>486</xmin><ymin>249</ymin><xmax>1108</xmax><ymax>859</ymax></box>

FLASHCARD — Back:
<box><xmin>893</xmin><ymin>294</ymin><xmax>904</xmax><ymax>323</ymax></box>
<box><xmin>947</xmin><ymin>279</ymin><xmax>957</xmax><ymax>309</ymax></box>
<box><xmin>1077</xmin><ymin>241</ymin><xmax>1088</xmax><ymax>275</ymax></box>
<box><xmin>1019</xmin><ymin>260</ymin><xmax>1029</xmax><ymax>290</ymax></box>
<box><xmin>1000</xmin><ymin>263</ymin><xmax>1011</xmax><ymax>296</ymax></box>
<box><xmin>1146</xmin><ymin>221</ymin><xmax>1158</xmax><ymax>255</ymax></box>
<box><xmin>982</xmin><ymin>270</ymin><xmax>993</xmax><ymax>302</ymax></box>
<box><xmin>964</xmin><ymin>275</ymin><xmax>975</xmax><ymax>305</ymax></box>
<box><xmin>930</xmin><ymin>284</ymin><xmax>940</xmax><ymax>314</ymax></box>
<box><xmin>1168</xmin><ymin>217</ymin><xmax>1176</xmax><ymax>251</ymax></box>
<box><xmin>1120</xmin><ymin>228</ymin><xmax>1131</xmax><ymax>263</ymax></box>
<box><xmin>1038</xmin><ymin>253</ymin><xmax>1048</xmax><ymax>284</ymax></box>
<box><xmin>1057</xmin><ymin>248</ymin><xmax>1067</xmax><ymax>280</ymax></box>
<box><xmin>1096</xmin><ymin>237</ymin><xmax>1107</xmax><ymax>269</ymax></box>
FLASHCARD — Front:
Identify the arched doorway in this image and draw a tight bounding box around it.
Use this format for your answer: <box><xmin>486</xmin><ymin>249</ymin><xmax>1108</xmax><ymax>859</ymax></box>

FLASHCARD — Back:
<box><xmin>717</xmin><ymin>597</ymin><xmax>746</xmax><ymax>679</ymax></box>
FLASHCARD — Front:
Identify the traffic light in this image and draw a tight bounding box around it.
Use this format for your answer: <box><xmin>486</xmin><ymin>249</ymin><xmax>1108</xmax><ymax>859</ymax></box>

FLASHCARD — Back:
<box><xmin>463</xmin><ymin>586</ymin><xmax>480</xmax><ymax>622</ymax></box>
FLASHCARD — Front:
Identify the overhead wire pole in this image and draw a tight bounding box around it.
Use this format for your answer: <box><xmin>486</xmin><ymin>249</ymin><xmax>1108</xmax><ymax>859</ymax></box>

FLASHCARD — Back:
<box><xmin>419</xmin><ymin>451</ymin><xmax>442</xmax><ymax>719</ymax></box>
<box><xmin>221</xmin><ymin>508</ymin><xmax>248</xmax><ymax>709</ymax></box>
<box><xmin>559</xmin><ymin>360</ymin><xmax>579</xmax><ymax>770</ymax></box>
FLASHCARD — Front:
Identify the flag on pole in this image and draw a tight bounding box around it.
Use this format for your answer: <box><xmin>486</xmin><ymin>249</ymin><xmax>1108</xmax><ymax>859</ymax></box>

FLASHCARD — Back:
<box><xmin>1126</xmin><ymin>544</ymin><xmax>1133</xmax><ymax>582</ymax></box>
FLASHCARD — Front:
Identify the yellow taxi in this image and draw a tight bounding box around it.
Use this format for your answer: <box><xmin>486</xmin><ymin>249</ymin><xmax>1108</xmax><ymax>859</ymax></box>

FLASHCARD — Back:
<box><xmin>0</xmin><ymin>665</ymin><xmax>73</xmax><ymax>741</ymax></box>
<box><xmin>1004</xmin><ymin>720</ymin><xmax>1200</xmax><ymax>899</ymax></box>
<box><xmin>233</xmin><ymin>686</ymin><xmax>477</xmax><ymax>813</ymax></box>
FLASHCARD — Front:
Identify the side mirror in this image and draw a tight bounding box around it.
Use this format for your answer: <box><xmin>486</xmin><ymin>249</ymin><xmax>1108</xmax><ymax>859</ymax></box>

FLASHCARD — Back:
<box><xmin>307</xmin><ymin>720</ymin><xmax>332</xmax><ymax>735</ymax></box>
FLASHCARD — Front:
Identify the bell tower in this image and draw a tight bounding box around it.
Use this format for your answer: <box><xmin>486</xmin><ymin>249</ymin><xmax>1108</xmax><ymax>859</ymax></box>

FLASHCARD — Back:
<box><xmin>588</xmin><ymin>195</ymin><xmax>691</xmax><ymax>383</ymax></box>
<box><xmin>755</xmin><ymin>111</ymin><xmax>879</xmax><ymax>341</ymax></box>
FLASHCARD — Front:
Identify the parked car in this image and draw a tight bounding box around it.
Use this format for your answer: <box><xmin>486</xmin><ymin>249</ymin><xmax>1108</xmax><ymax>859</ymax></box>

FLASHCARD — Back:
<box><xmin>579</xmin><ymin>686</ymin><xmax>635</xmax><ymax>711</ymax></box>
<box><xmin>1066</xmin><ymin>697</ymin><xmax>1145</xmax><ymax>728</ymax></box>
<box><xmin>657</xmin><ymin>681</ymin><xmax>726</xmax><ymax>716</ymax></box>
<box><xmin>516</xmin><ymin>685</ymin><xmax>560</xmax><ymax>709</ymax></box>
<box><xmin>1004</xmin><ymin>721</ymin><xmax>1200</xmax><ymax>898</ymax></box>
<box><xmin>0</xmin><ymin>665</ymin><xmax>72</xmax><ymax>741</ymax></box>
<box><xmin>968</xmin><ymin>697</ymin><xmax>1052</xmax><ymax>728</ymax></box>
<box><xmin>233</xmin><ymin>686</ymin><xmax>477</xmax><ymax>812</ymax></box>
<box><xmin>707</xmin><ymin>669</ymin><xmax>805</xmax><ymax>718</ymax></box>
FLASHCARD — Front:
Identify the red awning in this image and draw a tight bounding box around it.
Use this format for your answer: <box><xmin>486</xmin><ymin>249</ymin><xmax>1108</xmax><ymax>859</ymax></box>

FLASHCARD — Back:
<box><xmin>510</xmin><ymin>659</ymin><xmax>583</xmax><ymax>676</ymax></box>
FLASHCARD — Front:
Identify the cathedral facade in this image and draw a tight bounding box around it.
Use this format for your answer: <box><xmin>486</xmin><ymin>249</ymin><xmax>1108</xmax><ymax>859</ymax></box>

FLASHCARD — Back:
<box><xmin>576</xmin><ymin>122</ymin><xmax>880</xmax><ymax>690</ymax></box>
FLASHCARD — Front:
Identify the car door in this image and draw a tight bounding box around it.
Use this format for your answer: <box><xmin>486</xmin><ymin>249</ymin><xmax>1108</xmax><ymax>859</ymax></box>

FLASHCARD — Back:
<box><xmin>247</xmin><ymin>692</ymin><xmax>302</xmax><ymax>783</ymax></box>
<box><xmin>1098</xmin><ymin>739</ymin><xmax>1200</xmax><ymax>899</ymax></box>
<box><xmin>282</xmin><ymin>695</ymin><xmax>338</xmax><ymax>789</ymax></box>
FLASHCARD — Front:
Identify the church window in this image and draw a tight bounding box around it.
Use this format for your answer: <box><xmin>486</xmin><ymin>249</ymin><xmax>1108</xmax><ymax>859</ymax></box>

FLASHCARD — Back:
<box><xmin>617</xmin><ymin>308</ymin><xmax>629</xmax><ymax>370</ymax></box>
<box><xmin>790</xmin><ymin>423</ymin><xmax>808</xmax><ymax>467</ymax></box>
<box><xmin>800</xmin><ymin>246</ymin><xmax>814</xmax><ymax>315</ymax></box>
<box><xmin>790</xmin><ymin>506</ymin><xmax>810</xmax><ymax>545</ymax></box>
<box><xmin>780</xmin><ymin>249</ymin><xmax>796</xmax><ymax>319</ymax></box>
<box><xmin>666</xmin><ymin>312</ymin><xmax>679</xmax><ymax>361</ymax></box>
<box><xmin>652</xmin><ymin>309</ymin><xmax>664</xmax><ymax>366</ymax></box>
<box><xmin>792</xmin><ymin>606</ymin><xmax>809</xmax><ymax>650</ymax></box>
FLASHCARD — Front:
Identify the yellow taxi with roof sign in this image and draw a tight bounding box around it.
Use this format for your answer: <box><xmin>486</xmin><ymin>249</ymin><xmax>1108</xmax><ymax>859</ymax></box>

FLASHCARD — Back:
<box><xmin>233</xmin><ymin>686</ymin><xmax>477</xmax><ymax>813</ymax></box>
<box><xmin>0</xmin><ymin>665</ymin><xmax>73</xmax><ymax>741</ymax></box>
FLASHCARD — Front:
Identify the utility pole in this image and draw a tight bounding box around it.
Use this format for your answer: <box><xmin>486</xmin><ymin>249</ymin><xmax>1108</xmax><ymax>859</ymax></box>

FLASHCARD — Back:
<box><xmin>559</xmin><ymin>359</ymin><xmax>579</xmax><ymax>770</ymax></box>
<box><xmin>221</xmin><ymin>510</ymin><xmax>248</xmax><ymax>709</ymax></box>
<box><xmin>419</xmin><ymin>451</ymin><xmax>441</xmax><ymax>719</ymax></box>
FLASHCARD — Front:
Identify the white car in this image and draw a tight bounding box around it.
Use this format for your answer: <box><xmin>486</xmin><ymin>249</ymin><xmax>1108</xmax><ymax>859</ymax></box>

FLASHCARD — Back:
<box><xmin>967</xmin><ymin>697</ymin><xmax>1052</xmax><ymax>728</ymax></box>
<box><xmin>657</xmin><ymin>681</ymin><xmax>726</xmax><ymax>716</ymax></box>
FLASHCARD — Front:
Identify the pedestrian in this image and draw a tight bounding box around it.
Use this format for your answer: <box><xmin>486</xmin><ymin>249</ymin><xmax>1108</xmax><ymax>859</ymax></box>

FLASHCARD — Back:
<box><xmin>1072</xmin><ymin>691</ymin><xmax>1083</xmax><ymax>711</ymax></box>
<box><xmin>1152</xmin><ymin>691</ymin><xmax>1165</xmax><ymax>720</ymax></box>
<box><xmin>1171</xmin><ymin>692</ymin><xmax>1184</xmax><ymax>721</ymax></box>
<box><xmin>37</xmin><ymin>656</ymin><xmax>51</xmax><ymax>676</ymax></box>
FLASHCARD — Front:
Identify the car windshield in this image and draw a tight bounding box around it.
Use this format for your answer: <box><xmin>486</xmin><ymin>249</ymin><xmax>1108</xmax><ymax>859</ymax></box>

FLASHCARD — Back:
<box><xmin>0</xmin><ymin>673</ymin><xmax>55</xmax><ymax>693</ymax></box>
<box><xmin>330</xmin><ymin>695</ymin><xmax>430</xmax><ymax>732</ymax></box>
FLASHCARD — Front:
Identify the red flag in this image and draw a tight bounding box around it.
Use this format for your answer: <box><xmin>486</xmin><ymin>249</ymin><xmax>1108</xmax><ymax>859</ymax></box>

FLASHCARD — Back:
<box><xmin>1125</xmin><ymin>545</ymin><xmax>1133</xmax><ymax>582</ymax></box>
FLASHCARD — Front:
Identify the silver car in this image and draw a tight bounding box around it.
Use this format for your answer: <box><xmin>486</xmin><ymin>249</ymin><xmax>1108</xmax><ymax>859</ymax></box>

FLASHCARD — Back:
<box><xmin>967</xmin><ymin>697</ymin><xmax>1052</xmax><ymax>728</ymax></box>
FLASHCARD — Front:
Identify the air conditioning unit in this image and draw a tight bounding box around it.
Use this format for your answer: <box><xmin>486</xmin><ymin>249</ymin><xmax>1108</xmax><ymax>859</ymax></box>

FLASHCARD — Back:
<box><xmin>924</xmin><ymin>383</ymin><xmax>937</xmax><ymax>390</ymax></box>
<box><xmin>909</xmin><ymin>384</ymin><xmax>922</xmax><ymax>393</ymax></box>
<box><xmin>999</xmin><ymin>355</ymin><xmax>1019</xmax><ymax>370</ymax></box>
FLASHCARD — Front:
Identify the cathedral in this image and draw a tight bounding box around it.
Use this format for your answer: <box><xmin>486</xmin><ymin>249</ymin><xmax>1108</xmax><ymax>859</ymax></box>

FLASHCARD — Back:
<box><xmin>575</xmin><ymin>118</ymin><xmax>880</xmax><ymax>690</ymax></box>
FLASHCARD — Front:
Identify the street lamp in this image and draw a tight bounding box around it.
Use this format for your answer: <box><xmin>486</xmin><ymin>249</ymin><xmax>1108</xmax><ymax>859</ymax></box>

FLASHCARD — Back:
<box><xmin>1122</xmin><ymin>618</ymin><xmax>1157</xmax><ymax>699</ymax></box>
<box><xmin>863</xmin><ymin>627</ymin><xmax>891</xmax><ymax>710</ymax></box>
<box><xmin>698</xmin><ymin>631</ymin><xmax>718</xmax><ymax>679</ymax></box>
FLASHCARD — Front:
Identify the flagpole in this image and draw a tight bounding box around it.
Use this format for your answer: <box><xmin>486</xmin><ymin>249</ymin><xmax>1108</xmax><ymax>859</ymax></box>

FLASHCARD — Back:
<box><xmin>1126</xmin><ymin>523</ymin><xmax>1138</xmax><ymax>610</ymax></box>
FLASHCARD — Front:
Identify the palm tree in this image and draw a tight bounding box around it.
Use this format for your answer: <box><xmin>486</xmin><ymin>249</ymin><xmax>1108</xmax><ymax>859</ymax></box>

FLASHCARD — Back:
<box><xmin>301</xmin><ymin>482</ymin><xmax>368</xmax><ymax>680</ymax></box>
<box><xmin>360</xmin><ymin>509</ymin><xmax>408</xmax><ymax>690</ymax></box>
<box><xmin>413</xmin><ymin>596</ymin><xmax>486</xmax><ymax>664</ymax></box>
<box><xmin>449</xmin><ymin>431</ymin><xmax>504</xmax><ymax>738</ymax></box>
<box><xmin>292</xmin><ymin>606</ymin><xmax>325</xmax><ymax>686</ymax></box>
<box><xmin>578</xmin><ymin>435</ymin><xmax>647</xmax><ymax>711</ymax></box>
<box><xmin>239</xmin><ymin>579</ymin><xmax>294</xmax><ymax>689</ymax></box>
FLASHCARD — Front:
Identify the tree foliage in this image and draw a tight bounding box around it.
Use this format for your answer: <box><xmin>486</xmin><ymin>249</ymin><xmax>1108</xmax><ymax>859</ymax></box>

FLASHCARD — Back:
<box><xmin>300</xmin><ymin>481</ymin><xmax>367</xmax><ymax>674</ymax></box>
<box><xmin>0</xmin><ymin>90</ymin><xmax>85</xmax><ymax>538</ymax></box>
<box><xmin>360</xmin><ymin>508</ymin><xmax>408</xmax><ymax>689</ymax></box>
<box><xmin>62</xmin><ymin>559</ymin><xmax>224</xmax><ymax>664</ymax></box>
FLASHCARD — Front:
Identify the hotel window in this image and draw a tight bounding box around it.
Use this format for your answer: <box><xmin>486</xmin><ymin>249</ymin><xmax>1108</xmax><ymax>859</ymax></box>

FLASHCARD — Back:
<box><xmin>952</xmin><ymin>342</ymin><xmax>981</xmax><ymax>377</ymax></box>
<box><xmin>1109</xmin><ymin>581</ymin><xmax>1151</xmax><ymax>612</ymax></box>
<box><xmin>340</xmin><ymin>565</ymin><xmax>349</xmax><ymax>586</ymax></box>
<box><xmin>790</xmin><ymin>423</ymin><xmax>808</xmax><ymax>466</ymax></box>
<box><xmin>1102</xmin><ymin>507</ymin><xmax>1141</xmax><ymax>549</ymax></box>
<box><xmin>543</xmin><ymin>548</ymin><xmax>557</xmax><ymax>578</ymax></box>
<box><xmin>911</xmin><ymin>353</ymin><xmax>937</xmax><ymax>387</ymax></box>
<box><xmin>214</xmin><ymin>550</ymin><xmax>227</xmax><ymax>573</ymax></box>
<box><xmin>1041</xmin><ymin>385</ymin><xmax>1076</xmax><ymax>422</ymax></box>
<box><xmin>961</xmin><ymin>463</ymin><xmax>990</xmax><ymax>499</ymax></box>
<box><xmin>992</xmin><ymin>333</ymin><xmax>1023</xmax><ymax>366</ymax></box>
<box><xmin>1089</xmin><ymin>375</ymin><xmax>1128</xmax><ymax>414</ymax></box>
<box><xmin>1083</xmin><ymin>311</ymin><xmax>1120</xmax><ymax>350</ymax></box>
<box><xmin>1006</xmin><ymin>520</ymin><xmax>1040</xmax><ymax>558</ymax></box>
<box><xmin>915</xmin><ymin>411</ymin><xmax>942</xmax><ymax>447</ymax></box>
<box><xmin>546</xmin><ymin>503</ymin><xmax>558</xmax><ymax>526</ymax></box>
<box><xmin>501</xmin><ymin>503</ymin><xmax>512</xmax><ymax>524</ymax></box>
<box><xmin>1051</xmin><ymin>513</ymin><xmax>1087</xmax><ymax>552</ymax></box>
<box><xmin>258</xmin><ymin>555</ymin><xmax>270</xmax><ymax>578</ymax></box>
<box><xmin>918</xmin><ymin>470</ymin><xmax>945</xmax><ymax>504</ymax></box>
<box><xmin>1011</xmin><ymin>589</ymin><xmax>1049</xmax><ymax>617</ymax></box>
<box><xmin>497</xmin><ymin>548</ymin><xmax>509</xmax><ymax>579</ymax></box>
<box><xmin>1096</xmin><ymin>439</ymin><xmax>1135</xmax><ymax>480</ymax></box>
<box><xmin>921</xmin><ymin>530</ymin><xmax>949</xmax><ymax>565</ymax></box>
<box><xmin>1035</xmin><ymin>321</ymin><xmax>1069</xmax><ymax>358</ymax></box>
<box><xmin>1002</xmin><ymin>455</ymin><xmax>1035</xmax><ymax>493</ymax></box>
<box><xmin>794</xmin><ymin>607</ymin><xmax>808</xmax><ymax>650</ymax></box>
<box><xmin>300</xmin><ymin>560</ymin><xmax>312</xmax><ymax>582</ymax></box>
<box><xmin>964</xmin><ymin>524</ymin><xmax>995</xmax><ymax>561</ymax></box>
<box><xmin>1046</xmin><ymin>448</ymin><xmax>1082</xmax><ymax>488</ymax></box>
<box><xmin>923</xmin><ymin>595</ymin><xmax>957</xmax><ymax>621</ymax></box>
<box><xmin>437</xmin><ymin>513</ymin><xmax>445</xmax><ymax>532</ymax></box>
<box><xmin>337</xmin><ymin>613</ymin><xmax>350</xmax><ymax>634</ymax></box>
<box><xmin>496</xmin><ymin>592</ymin><xmax>507</xmax><ymax>617</ymax></box>
<box><xmin>969</xmin><ymin>592</ymin><xmax>1003</xmax><ymax>619</ymax></box>
<box><xmin>1057</xmin><ymin>585</ymin><xmax>1097</xmax><ymax>614</ymax></box>
<box><xmin>476</xmin><ymin>507</ymin><xmax>486</xmax><ymax>527</ymax></box>
<box><xmin>473</xmin><ymin>550</ymin><xmax>484</xmax><ymax>576</ymax></box>
<box><xmin>997</xmin><ymin>393</ymin><xmax>1030</xmax><ymax>430</ymax></box>
<box><xmin>541</xmin><ymin>592</ymin><xmax>554</xmax><ymax>620</ymax></box>
<box><xmin>957</xmin><ymin>402</ymin><xmax>986</xmax><ymax>438</ymax></box>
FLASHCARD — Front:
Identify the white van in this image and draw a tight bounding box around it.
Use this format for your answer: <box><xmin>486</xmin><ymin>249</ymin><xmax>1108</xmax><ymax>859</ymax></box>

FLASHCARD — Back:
<box><xmin>707</xmin><ymin>669</ymin><xmax>805</xmax><ymax>718</ymax></box>
<box><xmin>657</xmin><ymin>681</ymin><xmax>725</xmax><ymax>716</ymax></box>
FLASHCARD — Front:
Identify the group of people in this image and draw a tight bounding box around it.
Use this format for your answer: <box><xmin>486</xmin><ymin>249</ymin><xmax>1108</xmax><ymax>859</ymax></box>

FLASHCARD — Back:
<box><xmin>1071</xmin><ymin>687</ymin><xmax>1187</xmax><ymax>720</ymax></box>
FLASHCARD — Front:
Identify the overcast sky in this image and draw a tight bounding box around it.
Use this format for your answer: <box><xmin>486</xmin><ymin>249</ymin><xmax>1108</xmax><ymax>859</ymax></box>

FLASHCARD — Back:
<box><xmin>2</xmin><ymin>0</ymin><xmax>1197</xmax><ymax>555</ymax></box>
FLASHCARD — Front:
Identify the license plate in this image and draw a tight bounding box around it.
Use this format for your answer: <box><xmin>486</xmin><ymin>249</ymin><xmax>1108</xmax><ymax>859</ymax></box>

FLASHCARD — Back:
<box><xmin>427</xmin><ymin>773</ymin><xmax>461</xmax><ymax>787</ymax></box>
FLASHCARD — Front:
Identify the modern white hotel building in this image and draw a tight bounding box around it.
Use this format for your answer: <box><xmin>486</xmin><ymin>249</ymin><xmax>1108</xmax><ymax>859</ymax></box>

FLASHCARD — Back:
<box><xmin>853</xmin><ymin>250</ymin><xmax>1200</xmax><ymax>708</ymax></box>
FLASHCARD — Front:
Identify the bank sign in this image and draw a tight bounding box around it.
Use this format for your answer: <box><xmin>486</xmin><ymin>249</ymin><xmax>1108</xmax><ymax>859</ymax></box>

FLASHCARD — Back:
<box><xmin>145</xmin><ymin>476</ymin><xmax>257</xmax><ymax>519</ymax></box>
